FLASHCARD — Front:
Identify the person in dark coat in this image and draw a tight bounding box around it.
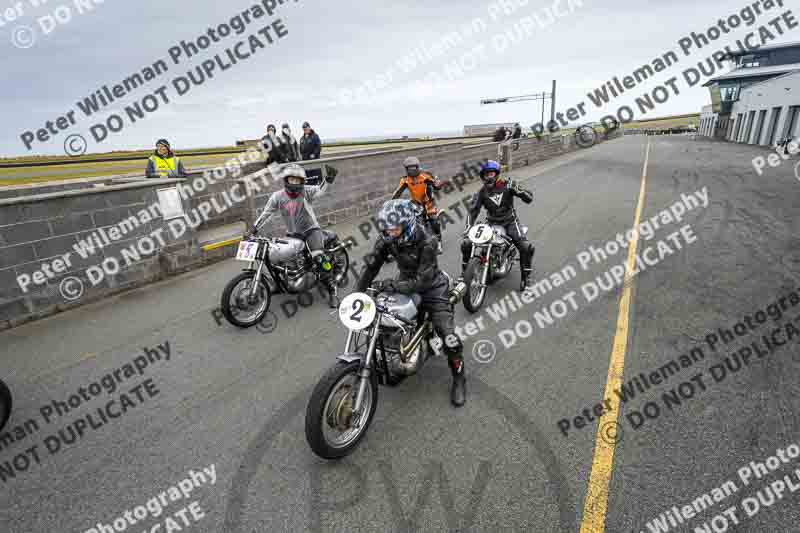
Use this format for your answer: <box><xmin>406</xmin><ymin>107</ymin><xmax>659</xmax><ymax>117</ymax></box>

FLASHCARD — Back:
<box><xmin>299</xmin><ymin>121</ymin><xmax>322</xmax><ymax>160</ymax></box>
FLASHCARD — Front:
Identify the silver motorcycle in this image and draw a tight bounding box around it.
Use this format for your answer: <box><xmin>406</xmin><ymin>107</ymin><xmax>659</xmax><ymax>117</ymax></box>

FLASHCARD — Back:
<box><xmin>305</xmin><ymin>278</ymin><xmax>466</xmax><ymax>459</ymax></box>
<box><xmin>220</xmin><ymin>231</ymin><xmax>350</xmax><ymax>327</ymax></box>
<box><xmin>461</xmin><ymin>220</ymin><xmax>528</xmax><ymax>313</ymax></box>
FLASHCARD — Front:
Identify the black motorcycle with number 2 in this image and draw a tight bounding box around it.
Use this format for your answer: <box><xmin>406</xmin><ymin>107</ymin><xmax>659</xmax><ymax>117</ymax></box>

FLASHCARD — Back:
<box><xmin>305</xmin><ymin>279</ymin><xmax>466</xmax><ymax>459</ymax></box>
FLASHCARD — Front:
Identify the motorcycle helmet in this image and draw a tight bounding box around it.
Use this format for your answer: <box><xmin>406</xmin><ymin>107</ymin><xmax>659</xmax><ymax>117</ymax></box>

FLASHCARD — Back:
<box><xmin>277</xmin><ymin>163</ymin><xmax>306</xmax><ymax>198</ymax></box>
<box><xmin>479</xmin><ymin>160</ymin><xmax>502</xmax><ymax>189</ymax></box>
<box><xmin>403</xmin><ymin>156</ymin><xmax>421</xmax><ymax>177</ymax></box>
<box><xmin>377</xmin><ymin>199</ymin><xmax>417</xmax><ymax>245</ymax></box>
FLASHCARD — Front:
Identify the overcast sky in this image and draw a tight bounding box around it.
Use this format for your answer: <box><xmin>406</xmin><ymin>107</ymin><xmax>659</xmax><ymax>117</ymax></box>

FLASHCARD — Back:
<box><xmin>1</xmin><ymin>0</ymin><xmax>797</xmax><ymax>157</ymax></box>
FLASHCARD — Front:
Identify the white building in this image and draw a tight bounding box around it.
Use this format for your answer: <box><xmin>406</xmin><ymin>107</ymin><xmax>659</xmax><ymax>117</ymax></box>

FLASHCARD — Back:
<box><xmin>728</xmin><ymin>70</ymin><xmax>800</xmax><ymax>145</ymax></box>
<box><xmin>700</xmin><ymin>41</ymin><xmax>800</xmax><ymax>144</ymax></box>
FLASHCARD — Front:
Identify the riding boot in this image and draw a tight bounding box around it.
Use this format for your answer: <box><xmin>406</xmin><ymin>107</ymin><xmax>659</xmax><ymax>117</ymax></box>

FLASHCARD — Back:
<box><xmin>449</xmin><ymin>357</ymin><xmax>466</xmax><ymax>407</ymax></box>
<box><xmin>520</xmin><ymin>268</ymin><xmax>534</xmax><ymax>293</ymax></box>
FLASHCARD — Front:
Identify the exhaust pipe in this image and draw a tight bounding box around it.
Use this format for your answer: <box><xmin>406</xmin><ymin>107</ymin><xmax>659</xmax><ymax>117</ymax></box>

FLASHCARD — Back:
<box><xmin>396</xmin><ymin>323</ymin><xmax>430</xmax><ymax>375</ymax></box>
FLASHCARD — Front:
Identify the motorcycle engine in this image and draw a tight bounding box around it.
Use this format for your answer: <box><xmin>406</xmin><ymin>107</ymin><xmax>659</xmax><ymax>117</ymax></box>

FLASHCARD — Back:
<box><xmin>281</xmin><ymin>257</ymin><xmax>316</xmax><ymax>293</ymax></box>
<box><xmin>380</xmin><ymin>327</ymin><xmax>408</xmax><ymax>374</ymax></box>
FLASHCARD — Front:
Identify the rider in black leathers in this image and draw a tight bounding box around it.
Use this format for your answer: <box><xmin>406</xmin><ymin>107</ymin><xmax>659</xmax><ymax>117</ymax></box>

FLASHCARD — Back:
<box><xmin>356</xmin><ymin>199</ymin><xmax>466</xmax><ymax>407</ymax></box>
<box><xmin>460</xmin><ymin>160</ymin><xmax>535</xmax><ymax>291</ymax></box>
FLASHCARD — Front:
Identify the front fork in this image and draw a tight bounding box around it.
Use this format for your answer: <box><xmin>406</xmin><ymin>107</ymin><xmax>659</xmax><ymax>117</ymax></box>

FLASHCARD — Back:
<box><xmin>351</xmin><ymin>320</ymin><xmax>381</xmax><ymax>416</ymax></box>
<box><xmin>471</xmin><ymin>243</ymin><xmax>492</xmax><ymax>287</ymax></box>
<box><xmin>248</xmin><ymin>259</ymin><xmax>266</xmax><ymax>300</ymax></box>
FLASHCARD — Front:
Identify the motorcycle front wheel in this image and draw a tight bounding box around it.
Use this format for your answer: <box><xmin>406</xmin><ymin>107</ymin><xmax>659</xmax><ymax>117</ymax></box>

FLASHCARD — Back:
<box><xmin>220</xmin><ymin>272</ymin><xmax>272</xmax><ymax>328</ymax></box>
<box><xmin>0</xmin><ymin>379</ymin><xmax>11</xmax><ymax>433</ymax></box>
<box><xmin>463</xmin><ymin>257</ymin><xmax>488</xmax><ymax>313</ymax></box>
<box><xmin>305</xmin><ymin>361</ymin><xmax>378</xmax><ymax>459</ymax></box>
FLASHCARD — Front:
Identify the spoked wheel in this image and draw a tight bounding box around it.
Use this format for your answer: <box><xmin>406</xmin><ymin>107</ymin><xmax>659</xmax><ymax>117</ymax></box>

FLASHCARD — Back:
<box><xmin>0</xmin><ymin>380</ymin><xmax>11</xmax><ymax>432</ymax></box>
<box><xmin>305</xmin><ymin>361</ymin><xmax>378</xmax><ymax>459</ymax></box>
<box><xmin>220</xmin><ymin>272</ymin><xmax>271</xmax><ymax>328</ymax></box>
<box><xmin>462</xmin><ymin>258</ymin><xmax>488</xmax><ymax>313</ymax></box>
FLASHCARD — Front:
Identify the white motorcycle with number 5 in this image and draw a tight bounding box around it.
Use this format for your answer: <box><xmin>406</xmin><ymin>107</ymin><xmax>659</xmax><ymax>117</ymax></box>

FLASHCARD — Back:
<box><xmin>461</xmin><ymin>221</ymin><xmax>528</xmax><ymax>313</ymax></box>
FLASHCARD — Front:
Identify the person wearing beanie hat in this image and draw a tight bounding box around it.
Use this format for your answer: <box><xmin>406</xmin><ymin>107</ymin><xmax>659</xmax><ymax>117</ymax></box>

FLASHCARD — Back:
<box><xmin>146</xmin><ymin>139</ymin><xmax>186</xmax><ymax>178</ymax></box>
<box><xmin>279</xmin><ymin>123</ymin><xmax>300</xmax><ymax>162</ymax></box>
<box><xmin>299</xmin><ymin>121</ymin><xmax>322</xmax><ymax>161</ymax></box>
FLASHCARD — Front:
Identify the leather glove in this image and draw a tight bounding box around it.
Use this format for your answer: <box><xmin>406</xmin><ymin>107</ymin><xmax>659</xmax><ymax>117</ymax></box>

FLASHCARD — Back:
<box><xmin>373</xmin><ymin>279</ymin><xmax>396</xmax><ymax>293</ymax></box>
<box><xmin>325</xmin><ymin>165</ymin><xmax>338</xmax><ymax>183</ymax></box>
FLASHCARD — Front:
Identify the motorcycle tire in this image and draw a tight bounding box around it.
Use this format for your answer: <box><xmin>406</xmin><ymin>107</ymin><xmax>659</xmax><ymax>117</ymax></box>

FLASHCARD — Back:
<box><xmin>0</xmin><ymin>379</ymin><xmax>11</xmax><ymax>433</ymax></box>
<box><xmin>462</xmin><ymin>257</ymin><xmax>488</xmax><ymax>313</ymax></box>
<box><xmin>305</xmin><ymin>361</ymin><xmax>378</xmax><ymax>459</ymax></box>
<box><xmin>220</xmin><ymin>272</ymin><xmax>272</xmax><ymax>328</ymax></box>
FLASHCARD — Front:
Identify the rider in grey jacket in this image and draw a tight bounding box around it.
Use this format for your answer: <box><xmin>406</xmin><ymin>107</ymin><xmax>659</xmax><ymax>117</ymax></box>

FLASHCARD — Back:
<box><xmin>251</xmin><ymin>163</ymin><xmax>340</xmax><ymax>306</ymax></box>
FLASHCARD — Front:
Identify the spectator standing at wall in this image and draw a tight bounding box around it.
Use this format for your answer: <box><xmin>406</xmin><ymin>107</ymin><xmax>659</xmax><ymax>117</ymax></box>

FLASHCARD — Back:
<box><xmin>299</xmin><ymin>121</ymin><xmax>322</xmax><ymax>161</ymax></box>
<box><xmin>493</xmin><ymin>126</ymin><xmax>507</xmax><ymax>142</ymax></box>
<box><xmin>262</xmin><ymin>124</ymin><xmax>283</xmax><ymax>166</ymax></box>
<box><xmin>280</xmin><ymin>123</ymin><xmax>301</xmax><ymax>162</ymax></box>
<box><xmin>146</xmin><ymin>139</ymin><xmax>187</xmax><ymax>178</ymax></box>
<box><xmin>512</xmin><ymin>123</ymin><xmax>522</xmax><ymax>139</ymax></box>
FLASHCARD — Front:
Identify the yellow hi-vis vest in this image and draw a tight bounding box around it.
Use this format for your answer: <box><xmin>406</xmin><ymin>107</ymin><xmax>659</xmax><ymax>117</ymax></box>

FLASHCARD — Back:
<box><xmin>149</xmin><ymin>155</ymin><xmax>180</xmax><ymax>177</ymax></box>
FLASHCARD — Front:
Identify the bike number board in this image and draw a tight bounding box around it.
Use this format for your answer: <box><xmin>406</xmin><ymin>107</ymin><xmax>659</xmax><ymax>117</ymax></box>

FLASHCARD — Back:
<box><xmin>235</xmin><ymin>240</ymin><xmax>259</xmax><ymax>261</ymax></box>
<box><xmin>468</xmin><ymin>224</ymin><xmax>493</xmax><ymax>244</ymax></box>
<box><xmin>339</xmin><ymin>292</ymin><xmax>377</xmax><ymax>331</ymax></box>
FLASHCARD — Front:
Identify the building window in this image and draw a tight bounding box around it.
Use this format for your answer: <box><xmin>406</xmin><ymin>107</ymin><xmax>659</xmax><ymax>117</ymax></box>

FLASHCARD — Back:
<box><xmin>721</xmin><ymin>86</ymin><xmax>740</xmax><ymax>101</ymax></box>
<box><xmin>739</xmin><ymin>54</ymin><xmax>761</xmax><ymax>68</ymax></box>
<box><xmin>733</xmin><ymin>114</ymin><xmax>743</xmax><ymax>141</ymax></box>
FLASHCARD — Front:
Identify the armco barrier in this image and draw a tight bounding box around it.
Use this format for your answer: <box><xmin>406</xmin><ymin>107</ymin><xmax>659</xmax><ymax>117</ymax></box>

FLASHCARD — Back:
<box><xmin>0</xmin><ymin>131</ymin><xmax>620</xmax><ymax>330</ymax></box>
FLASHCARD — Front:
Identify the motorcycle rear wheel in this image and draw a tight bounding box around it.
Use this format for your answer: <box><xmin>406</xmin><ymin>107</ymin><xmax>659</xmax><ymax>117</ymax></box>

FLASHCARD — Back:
<box><xmin>305</xmin><ymin>361</ymin><xmax>378</xmax><ymax>459</ymax></box>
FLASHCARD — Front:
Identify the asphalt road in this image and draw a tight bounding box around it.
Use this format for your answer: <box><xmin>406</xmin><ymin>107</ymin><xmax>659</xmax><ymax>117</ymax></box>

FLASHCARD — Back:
<box><xmin>1</xmin><ymin>135</ymin><xmax>799</xmax><ymax>533</ymax></box>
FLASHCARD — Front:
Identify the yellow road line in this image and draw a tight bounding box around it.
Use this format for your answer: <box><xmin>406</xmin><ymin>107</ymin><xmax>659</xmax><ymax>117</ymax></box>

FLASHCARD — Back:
<box><xmin>202</xmin><ymin>237</ymin><xmax>242</xmax><ymax>252</ymax></box>
<box><xmin>579</xmin><ymin>138</ymin><xmax>651</xmax><ymax>532</ymax></box>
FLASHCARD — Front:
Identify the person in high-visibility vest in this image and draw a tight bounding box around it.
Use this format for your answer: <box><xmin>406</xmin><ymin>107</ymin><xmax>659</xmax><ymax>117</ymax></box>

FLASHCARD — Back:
<box><xmin>146</xmin><ymin>139</ymin><xmax>187</xmax><ymax>178</ymax></box>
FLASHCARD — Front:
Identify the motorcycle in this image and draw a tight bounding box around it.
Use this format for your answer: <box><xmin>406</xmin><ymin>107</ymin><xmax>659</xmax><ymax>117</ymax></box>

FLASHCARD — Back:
<box><xmin>220</xmin><ymin>231</ymin><xmax>350</xmax><ymax>327</ymax></box>
<box><xmin>461</xmin><ymin>220</ymin><xmax>528</xmax><ymax>313</ymax></box>
<box><xmin>0</xmin><ymin>379</ymin><xmax>11</xmax><ymax>432</ymax></box>
<box><xmin>305</xmin><ymin>278</ymin><xmax>466</xmax><ymax>459</ymax></box>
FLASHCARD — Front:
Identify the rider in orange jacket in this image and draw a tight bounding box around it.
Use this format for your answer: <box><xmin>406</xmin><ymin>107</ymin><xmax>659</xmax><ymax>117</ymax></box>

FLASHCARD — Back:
<box><xmin>392</xmin><ymin>156</ymin><xmax>444</xmax><ymax>253</ymax></box>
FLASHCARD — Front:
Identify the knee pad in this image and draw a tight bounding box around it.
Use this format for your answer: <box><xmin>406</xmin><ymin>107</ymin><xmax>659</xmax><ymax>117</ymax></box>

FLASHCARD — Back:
<box><xmin>442</xmin><ymin>333</ymin><xmax>463</xmax><ymax>357</ymax></box>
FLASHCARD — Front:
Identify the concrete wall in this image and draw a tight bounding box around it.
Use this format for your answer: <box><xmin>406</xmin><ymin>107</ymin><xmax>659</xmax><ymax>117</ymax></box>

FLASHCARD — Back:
<box><xmin>0</xmin><ymin>131</ymin><xmax>619</xmax><ymax>330</ymax></box>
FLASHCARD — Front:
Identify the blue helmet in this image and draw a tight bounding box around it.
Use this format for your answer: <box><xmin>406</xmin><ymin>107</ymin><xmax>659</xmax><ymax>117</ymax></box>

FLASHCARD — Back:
<box><xmin>480</xmin><ymin>160</ymin><xmax>502</xmax><ymax>188</ymax></box>
<box><xmin>377</xmin><ymin>199</ymin><xmax>417</xmax><ymax>244</ymax></box>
